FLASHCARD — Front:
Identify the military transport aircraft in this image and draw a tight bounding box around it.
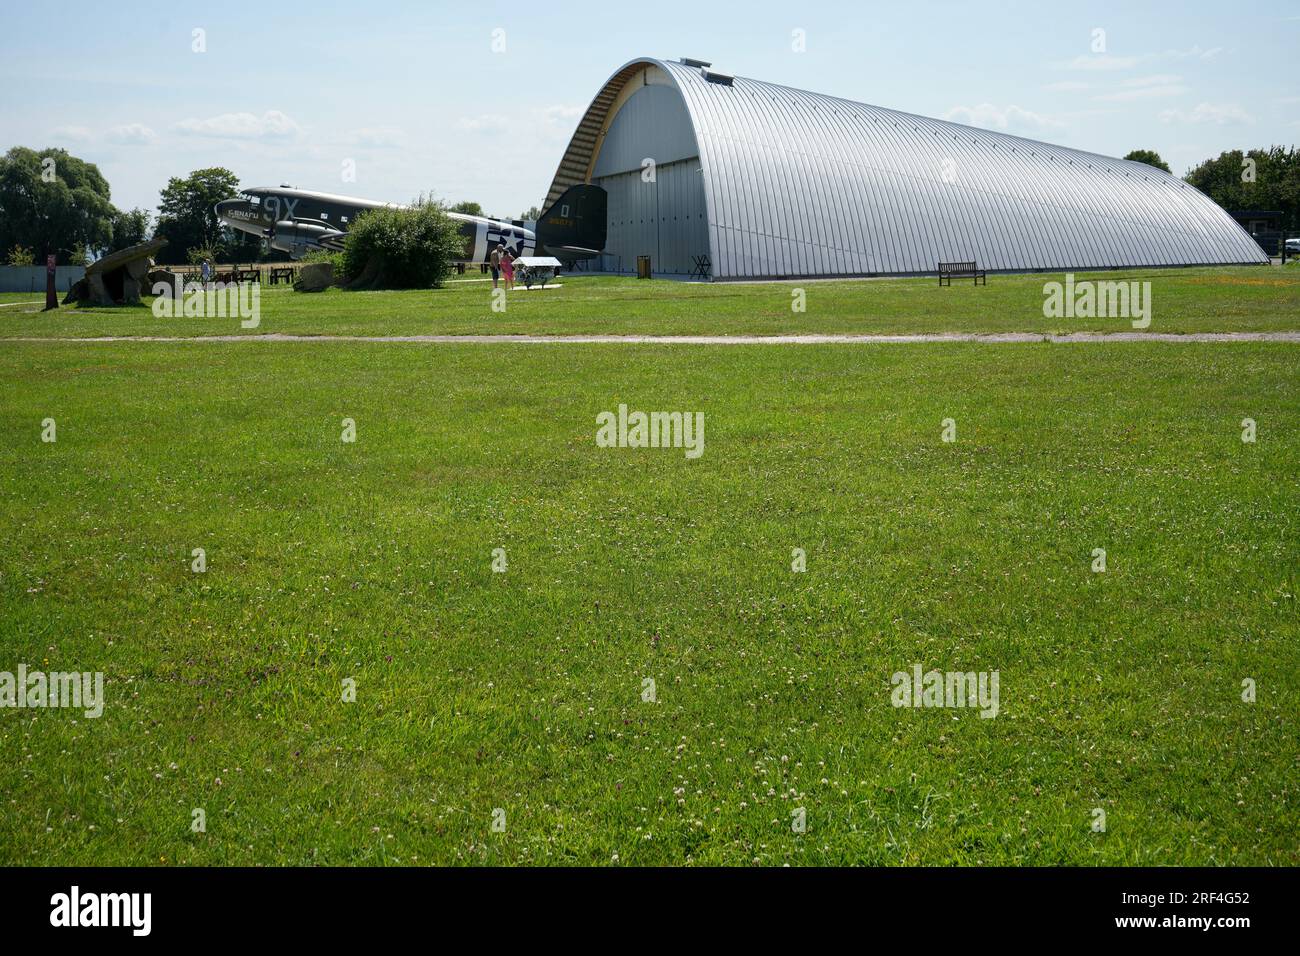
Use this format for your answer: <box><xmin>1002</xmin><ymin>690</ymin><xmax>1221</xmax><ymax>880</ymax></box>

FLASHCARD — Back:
<box><xmin>214</xmin><ymin>184</ymin><xmax>607</xmax><ymax>264</ymax></box>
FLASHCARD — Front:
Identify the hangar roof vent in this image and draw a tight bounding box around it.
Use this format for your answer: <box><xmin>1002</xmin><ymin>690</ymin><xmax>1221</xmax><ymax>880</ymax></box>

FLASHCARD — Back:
<box><xmin>679</xmin><ymin>57</ymin><xmax>711</xmax><ymax>68</ymax></box>
<box><xmin>702</xmin><ymin>68</ymin><xmax>734</xmax><ymax>85</ymax></box>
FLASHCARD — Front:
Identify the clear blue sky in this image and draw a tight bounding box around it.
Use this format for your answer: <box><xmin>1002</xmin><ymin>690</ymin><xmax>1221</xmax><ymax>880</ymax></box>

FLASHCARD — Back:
<box><xmin>2</xmin><ymin>0</ymin><xmax>1296</xmax><ymax>219</ymax></box>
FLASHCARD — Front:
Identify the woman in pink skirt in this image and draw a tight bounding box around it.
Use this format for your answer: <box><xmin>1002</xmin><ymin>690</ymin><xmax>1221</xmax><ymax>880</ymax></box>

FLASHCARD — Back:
<box><xmin>501</xmin><ymin>248</ymin><xmax>515</xmax><ymax>291</ymax></box>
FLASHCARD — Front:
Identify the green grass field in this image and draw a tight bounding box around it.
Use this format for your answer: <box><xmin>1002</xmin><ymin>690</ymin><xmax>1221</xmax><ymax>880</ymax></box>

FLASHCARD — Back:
<box><xmin>2</xmin><ymin>264</ymin><xmax>1299</xmax><ymax>338</ymax></box>
<box><xmin>1</xmin><ymin>269</ymin><xmax>1297</xmax><ymax>865</ymax></box>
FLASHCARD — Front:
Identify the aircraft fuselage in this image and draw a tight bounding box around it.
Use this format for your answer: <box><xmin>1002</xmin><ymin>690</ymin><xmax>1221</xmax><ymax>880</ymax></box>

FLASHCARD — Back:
<box><xmin>215</xmin><ymin>186</ymin><xmax>537</xmax><ymax>261</ymax></box>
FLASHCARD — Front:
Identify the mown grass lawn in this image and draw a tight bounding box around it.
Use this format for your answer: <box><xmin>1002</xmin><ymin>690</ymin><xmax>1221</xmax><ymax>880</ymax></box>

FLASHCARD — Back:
<box><xmin>1</xmin><ymin>340</ymin><xmax>1296</xmax><ymax>865</ymax></box>
<box><xmin>1</xmin><ymin>264</ymin><xmax>1298</xmax><ymax>338</ymax></box>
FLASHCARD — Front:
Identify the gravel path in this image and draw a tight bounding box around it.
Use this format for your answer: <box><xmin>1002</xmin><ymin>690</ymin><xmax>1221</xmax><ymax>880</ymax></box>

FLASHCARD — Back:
<box><xmin>4</xmin><ymin>331</ymin><xmax>1300</xmax><ymax>344</ymax></box>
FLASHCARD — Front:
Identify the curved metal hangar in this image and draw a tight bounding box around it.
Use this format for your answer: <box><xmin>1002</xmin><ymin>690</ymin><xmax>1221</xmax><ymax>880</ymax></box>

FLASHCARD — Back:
<box><xmin>545</xmin><ymin>57</ymin><xmax>1267</xmax><ymax>279</ymax></box>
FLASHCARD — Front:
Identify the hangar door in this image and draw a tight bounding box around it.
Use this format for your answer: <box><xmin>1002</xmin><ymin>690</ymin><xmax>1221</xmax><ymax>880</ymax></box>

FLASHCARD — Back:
<box><xmin>597</xmin><ymin>159</ymin><xmax>709</xmax><ymax>275</ymax></box>
<box><xmin>588</xmin><ymin>78</ymin><xmax>709</xmax><ymax>275</ymax></box>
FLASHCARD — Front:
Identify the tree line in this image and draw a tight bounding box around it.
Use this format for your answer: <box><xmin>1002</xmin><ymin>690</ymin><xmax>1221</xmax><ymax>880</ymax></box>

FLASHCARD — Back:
<box><xmin>1126</xmin><ymin>147</ymin><xmax>1298</xmax><ymax>232</ymax></box>
<box><xmin>0</xmin><ymin>150</ymin><xmax>488</xmax><ymax>267</ymax></box>
<box><xmin>2</xmin><ymin>143</ymin><xmax>1296</xmax><ymax>268</ymax></box>
<box><xmin>0</xmin><ymin>148</ymin><xmax>269</xmax><ymax>266</ymax></box>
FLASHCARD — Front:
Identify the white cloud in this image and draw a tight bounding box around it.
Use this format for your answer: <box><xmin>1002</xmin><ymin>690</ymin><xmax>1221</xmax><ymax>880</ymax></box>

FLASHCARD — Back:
<box><xmin>457</xmin><ymin>105</ymin><xmax>582</xmax><ymax>137</ymax></box>
<box><xmin>456</xmin><ymin>113</ymin><xmax>511</xmax><ymax>132</ymax></box>
<box><xmin>1162</xmin><ymin>45</ymin><xmax>1223</xmax><ymax>60</ymax></box>
<box><xmin>1053</xmin><ymin>54</ymin><xmax>1141</xmax><ymax>71</ymax></box>
<box><xmin>172</xmin><ymin>110</ymin><xmax>302</xmax><ymax>139</ymax></box>
<box><xmin>1043</xmin><ymin>80</ymin><xmax>1090</xmax><ymax>92</ymax></box>
<box><xmin>107</xmin><ymin>123</ymin><xmax>157</xmax><ymax>144</ymax></box>
<box><xmin>51</xmin><ymin>125</ymin><xmax>93</xmax><ymax>143</ymax></box>
<box><xmin>1158</xmin><ymin>102</ymin><xmax>1256</xmax><ymax>125</ymax></box>
<box><xmin>539</xmin><ymin>104</ymin><xmax>583</xmax><ymax>126</ymax></box>
<box><xmin>1054</xmin><ymin>45</ymin><xmax>1223</xmax><ymax>73</ymax></box>
<box><xmin>942</xmin><ymin>103</ymin><xmax>1064</xmax><ymax>133</ymax></box>
<box><xmin>1123</xmin><ymin>74</ymin><xmax>1184</xmax><ymax>87</ymax></box>
<box><xmin>1093</xmin><ymin>77</ymin><xmax>1188</xmax><ymax>102</ymax></box>
<box><xmin>347</xmin><ymin>127</ymin><xmax>406</xmax><ymax>147</ymax></box>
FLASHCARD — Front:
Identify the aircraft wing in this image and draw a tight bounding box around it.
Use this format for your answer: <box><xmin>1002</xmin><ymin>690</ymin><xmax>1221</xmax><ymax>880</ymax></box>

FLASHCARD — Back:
<box><xmin>544</xmin><ymin>245</ymin><xmax>602</xmax><ymax>260</ymax></box>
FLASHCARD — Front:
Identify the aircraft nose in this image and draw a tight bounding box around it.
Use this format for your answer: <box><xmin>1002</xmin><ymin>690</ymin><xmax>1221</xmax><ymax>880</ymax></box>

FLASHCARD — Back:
<box><xmin>214</xmin><ymin>198</ymin><xmax>239</xmax><ymax>218</ymax></box>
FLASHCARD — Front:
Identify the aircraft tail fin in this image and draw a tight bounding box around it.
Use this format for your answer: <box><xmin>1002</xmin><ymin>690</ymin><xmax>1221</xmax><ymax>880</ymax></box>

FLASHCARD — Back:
<box><xmin>535</xmin><ymin>184</ymin><xmax>607</xmax><ymax>260</ymax></box>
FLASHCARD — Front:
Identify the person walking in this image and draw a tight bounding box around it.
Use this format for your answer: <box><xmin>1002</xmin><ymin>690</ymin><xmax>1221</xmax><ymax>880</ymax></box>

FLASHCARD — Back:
<box><xmin>489</xmin><ymin>243</ymin><xmax>502</xmax><ymax>289</ymax></box>
<box><xmin>501</xmin><ymin>248</ymin><xmax>515</xmax><ymax>291</ymax></box>
<box><xmin>200</xmin><ymin>257</ymin><xmax>212</xmax><ymax>287</ymax></box>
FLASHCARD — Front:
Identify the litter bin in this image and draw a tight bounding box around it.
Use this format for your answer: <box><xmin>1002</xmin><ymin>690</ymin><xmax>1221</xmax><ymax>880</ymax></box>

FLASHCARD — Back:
<box><xmin>636</xmin><ymin>255</ymin><xmax>652</xmax><ymax>279</ymax></box>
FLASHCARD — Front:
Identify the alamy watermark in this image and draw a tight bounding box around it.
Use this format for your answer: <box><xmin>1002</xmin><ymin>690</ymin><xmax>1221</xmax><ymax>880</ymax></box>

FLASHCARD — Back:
<box><xmin>152</xmin><ymin>276</ymin><xmax>260</xmax><ymax>328</ymax></box>
<box><xmin>50</xmin><ymin>886</ymin><xmax>150</xmax><ymax>936</ymax></box>
<box><xmin>1042</xmin><ymin>273</ymin><xmax>1151</xmax><ymax>329</ymax></box>
<box><xmin>891</xmin><ymin>664</ymin><xmax>1000</xmax><ymax>718</ymax></box>
<box><xmin>595</xmin><ymin>404</ymin><xmax>704</xmax><ymax>459</ymax></box>
<box><xmin>1</xmin><ymin>665</ymin><xmax>104</xmax><ymax>718</ymax></box>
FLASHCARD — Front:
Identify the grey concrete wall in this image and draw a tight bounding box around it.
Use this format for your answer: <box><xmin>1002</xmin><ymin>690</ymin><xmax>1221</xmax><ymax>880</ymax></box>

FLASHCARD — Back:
<box><xmin>0</xmin><ymin>266</ymin><xmax>85</xmax><ymax>293</ymax></box>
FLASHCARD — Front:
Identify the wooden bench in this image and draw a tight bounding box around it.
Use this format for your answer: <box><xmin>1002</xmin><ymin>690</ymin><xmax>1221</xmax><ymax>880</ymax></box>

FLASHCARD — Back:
<box><xmin>690</xmin><ymin>254</ymin><xmax>712</xmax><ymax>279</ymax></box>
<box><xmin>938</xmin><ymin>260</ymin><xmax>987</xmax><ymax>286</ymax></box>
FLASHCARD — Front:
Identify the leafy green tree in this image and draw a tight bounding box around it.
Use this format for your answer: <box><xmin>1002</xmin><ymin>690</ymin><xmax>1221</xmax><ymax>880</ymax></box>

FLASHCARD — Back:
<box><xmin>520</xmin><ymin>205</ymin><xmax>543</xmax><ymax>222</ymax></box>
<box><xmin>108</xmin><ymin>207</ymin><xmax>152</xmax><ymax>253</ymax></box>
<box><xmin>154</xmin><ymin>167</ymin><xmax>241</xmax><ymax>264</ymax></box>
<box><xmin>186</xmin><ymin>245</ymin><xmax>219</xmax><ymax>266</ymax></box>
<box><xmin>1185</xmin><ymin>147</ymin><xmax>1300</xmax><ymax>231</ymax></box>
<box><xmin>340</xmin><ymin>200</ymin><xmax>465</xmax><ymax>289</ymax></box>
<box><xmin>6</xmin><ymin>245</ymin><xmax>34</xmax><ymax>266</ymax></box>
<box><xmin>1122</xmin><ymin>149</ymin><xmax>1172</xmax><ymax>173</ymax></box>
<box><xmin>230</xmin><ymin>230</ymin><xmax>273</xmax><ymax>263</ymax></box>
<box><xmin>0</xmin><ymin>147</ymin><xmax>115</xmax><ymax>264</ymax></box>
<box><xmin>449</xmin><ymin>201</ymin><xmax>484</xmax><ymax>217</ymax></box>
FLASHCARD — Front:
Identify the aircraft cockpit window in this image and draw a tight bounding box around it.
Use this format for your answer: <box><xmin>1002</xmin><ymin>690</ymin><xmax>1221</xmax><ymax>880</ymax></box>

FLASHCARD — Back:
<box><xmin>243</xmin><ymin>194</ymin><xmax>261</xmax><ymax>207</ymax></box>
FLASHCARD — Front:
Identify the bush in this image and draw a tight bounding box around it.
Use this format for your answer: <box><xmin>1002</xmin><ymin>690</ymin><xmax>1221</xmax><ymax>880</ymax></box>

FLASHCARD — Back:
<box><xmin>300</xmin><ymin>248</ymin><xmax>343</xmax><ymax>271</ymax></box>
<box><xmin>6</xmin><ymin>245</ymin><xmax>34</xmax><ymax>266</ymax></box>
<box><xmin>340</xmin><ymin>200</ymin><xmax>464</xmax><ymax>290</ymax></box>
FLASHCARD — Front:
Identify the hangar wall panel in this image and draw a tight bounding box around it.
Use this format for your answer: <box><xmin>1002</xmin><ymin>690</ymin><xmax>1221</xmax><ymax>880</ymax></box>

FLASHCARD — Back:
<box><xmin>548</xmin><ymin>58</ymin><xmax>1268</xmax><ymax>279</ymax></box>
<box><xmin>598</xmin><ymin>158</ymin><xmax>708</xmax><ymax>275</ymax></box>
<box><xmin>592</xmin><ymin>83</ymin><xmax>699</xmax><ymax>178</ymax></box>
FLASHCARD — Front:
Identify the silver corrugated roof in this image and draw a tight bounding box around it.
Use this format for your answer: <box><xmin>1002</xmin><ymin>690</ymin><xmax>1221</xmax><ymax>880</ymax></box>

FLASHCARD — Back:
<box><xmin>546</xmin><ymin>57</ymin><xmax>1267</xmax><ymax>278</ymax></box>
